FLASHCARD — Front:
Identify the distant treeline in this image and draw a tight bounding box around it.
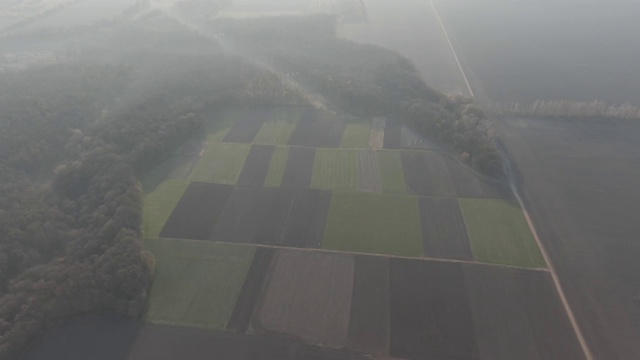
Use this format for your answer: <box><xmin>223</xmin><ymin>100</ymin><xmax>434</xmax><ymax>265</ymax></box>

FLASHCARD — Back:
<box><xmin>493</xmin><ymin>100</ymin><xmax>640</xmax><ymax>120</ymax></box>
<box><xmin>0</xmin><ymin>51</ymin><xmax>306</xmax><ymax>357</ymax></box>
<box><xmin>212</xmin><ymin>15</ymin><xmax>502</xmax><ymax>176</ymax></box>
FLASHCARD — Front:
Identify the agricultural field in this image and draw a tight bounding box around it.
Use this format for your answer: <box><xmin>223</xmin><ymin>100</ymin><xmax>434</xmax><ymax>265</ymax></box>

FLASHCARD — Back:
<box><xmin>376</xmin><ymin>150</ymin><xmax>407</xmax><ymax>194</ymax></box>
<box><xmin>340</xmin><ymin>121</ymin><xmax>372</xmax><ymax>148</ymax></box>
<box><xmin>459</xmin><ymin>198</ymin><xmax>545</xmax><ymax>268</ymax></box>
<box><xmin>401</xmin><ymin>150</ymin><xmax>456</xmax><ymax>197</ymax></box>
<box><xmin>253</xmin><ymin>107</ymin><xmax>301</xmax><ymax>145</ymax></box>
<box><xmin>188</xmin><ymin>142</ymin><xmax>251</xmax><ymax>184</ymax></box>
<box><xmin>311</xmin><ymin>149</ymin><xmax>360</xmax><ymax>191</ymax></box>
<box><xmin>263</xmin><ymin>146</ymin><xmax>290</xmax><ymax>187</ymax></box>
<box><xmin>144</xmin><ymin>239</ymin><xmax>255</xmax><ymax>330</ymax></box>
<box><xmin>322</xmin><ymin>192</ymin><xmax>423</xmax><ymax>257</ymax></box>
<box><xmin>496</xmin><ymin>116</ymin><xmax>640</xmax><ymax>359</ymax></box>
<box><xmin>143</xmin><ymin>180</ymin><xmax>189</xmax><ymax>239</ymax></box>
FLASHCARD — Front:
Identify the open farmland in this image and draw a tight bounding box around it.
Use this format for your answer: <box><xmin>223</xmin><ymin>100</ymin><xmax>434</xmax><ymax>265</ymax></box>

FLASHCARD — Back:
<box><xmin>253</xmin><ymin>107</ymin><xmax>301</xmax><ymax>145</ymax></box>
<box><xmin>263</xmin><ymin>146</ymin><xmax>290</xmax><ymax>187</ymax></box>
<box><xmin>496</xmin><ymin>116</ymin><xmax>640</xmax><ymax>359</ymax></box>
<box><xmin>341</xmin><ymin>121</ymin><xmax>372</xmax><ymax>148</ymax></box>
<box><xmin>144</xmin><ymin>239</ymin><xmax>255</xmax><ymax>330</ymax></box>
<box><xmin>188</xmin><ymin>142</ymin><xmax>251</xmax><ymax>184</ymax></box>
<box><xmin>143</xmin><ymin>180</ymin><xmax>189</xmax><ymax>239</ymax></box>
<box><xmin>288</xmin><ymin>108</ymin><xmax>346</xmax><ymax>148</ymax></box>
<box><xmin>376</xmin><ymin>150</ymin><xmax>407</xmax><ymax>193</ymax></box>
<box><xmin>323</xmin><ymin>192</ymin><xmax>423</xmax><ymax>257</ymax></box>
<box><xmin>255</xmin><ymin>249</ymin><xmax>355</xmax><ymax>348</ymax></box>
<box><xmin>237</xmin><ymin>145</ymin><xmax>275</xmax><ymax>186</ymax></box>
<box><xmin>419</xmin><ymin>197</ymin><xmax>472</xmax><ymax>261</ymax></box>
<box><xmin>401</xmin><ymin>151</ymin><xmax>456</xmax><ymax>197</ymax></box>
<box><xmin>159</xmin><ymin>182</ymin><xmax>233</xmax><ymax>240</ymax></box>
<box><xmin>311</xmin><ymin>149</ymin><xmax>360</xmax><ymax>191</ymax></box>
<box><xmin>459</xmin><ymin>198</ymin><xmax>545</xmax><ymax>268</ymax></box>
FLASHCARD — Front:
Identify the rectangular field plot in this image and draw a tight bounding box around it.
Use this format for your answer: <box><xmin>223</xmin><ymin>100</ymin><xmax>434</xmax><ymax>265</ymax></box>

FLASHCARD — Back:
<box><xmin>237</xmin><ymin>145</ymin><xmax>275</xmax><ymax>186</ymax></box>
<box><xmin>346</xmin><ymin>256</ymin><xmax>390</xmax><ymax>356</ymax></box>
<box><xmin>263</xmin><ymin>146</ymin><xmax>289</xmax><ymax>187</ymax></box>
<box><xmin>206</xmin><ymin>110</ymin><xmax>238</xmax><ymax>142</ymax></box>
<box><xmin>159</xmin><ymin>182</ymin><xmax>233</xmax><ymax>240</ymax></box>
<box><xmin>401</xmin><ymin>151</ymin><xmax>456</xmax><ymax>197</ymax></box>
<box><xmin>389</xmin><ymin>259</ymin><xmax>479</xmax><ymax>359</ymax></box>
<box><xmin>459</xmin><ymin>198</ymin><xmax>545</xmax><ymax>268</ymax></box>
<box><xmin>189</xmin><ymin>142</ymin><xmax>251</xmax><ymax>185</ymax></box>
<box><xmin>145</xmin><ymin>239</ymin><xmax>255</xmax><ymax>329</ymax></box>
<box><xmin>255</xmin><ymin>249</ymin><xmax>354</xmax><ymax>348</ymax></box>
<box><xmin>212</xmin><ymin>187</ymin><xmax>330</xmax><ymax>248</ymax></box>
<box><xmin>376</xmin><ymin>150</ymin><xmax>407</xmax><ymax>193</ymax></box>
<box><xmin>463</xmin><ymin>265</ymin><xmax>541</xmax><ymax>360</ymax></box>
<box><xmin>341</xmin><ymin>121</ymin><xmax>372</xmax><ymax>148</ymax></box>
<box><xmin>281</xmin><ymin>146</ymin><xmax>316</xmax><ymax>188</ymax></box>
<box><xmin>323</xmin><ymin>193</ymin><xmax>423</xmax><ymax>257</ymax></box>
<box><xmin>223</xmin><ymin>109</ymin><xmax>267</xmax><ymax>143</ymax></box>
<box><xmin>288</xmin><ymin>108</ymin><xmax>346</xmax><ymax>148</ymax></box>
<box><xmin>253</xmin><ymin>107</ymin><xmax>300</xmax><ymax>145</ymax></box>
<box><xmin>383</xmin><ymin>118</ymin><xmax>401</xmax><ymax>149</ymax></box>
<box><xmin>419</xmin><ymin>197</ymin><xmax>473</xmax><ymax>260</ymax></box>
<box><xmin>143</xmin><ymin>180</ymin><xmax>190</xmax><ymax>239</ymax></box>
<box><xmin>311</xmin><ymin>149</ymin><xmax>360</xmax><ymax>191</ymax></box>
<box><xmin>358</xmin><ymin>150</ymin><xmax>382</xmax><ymax>192</ymax></box>
<box><xmin>369</xmin><ymin>117</ymin><xmax>385</xmax><ymax>149</ymax></box>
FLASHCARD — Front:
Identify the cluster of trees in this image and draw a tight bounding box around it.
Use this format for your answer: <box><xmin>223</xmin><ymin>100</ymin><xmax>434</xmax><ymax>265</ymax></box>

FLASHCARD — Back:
<box><xmin>493</xmin><ymin>100</ymin><xmax>640</xmax><ymax>120</ymax></box>
<box><xmin>211</xmin><ymin>15</ymin><xmax>502</xmax><ymax>176</ymax></box>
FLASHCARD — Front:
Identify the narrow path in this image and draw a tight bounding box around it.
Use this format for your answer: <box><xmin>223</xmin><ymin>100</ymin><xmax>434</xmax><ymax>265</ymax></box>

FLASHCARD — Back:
<box><xmin>429</xmin><ymin>0</ymin><xmax>475</xmax><ymax>99</ymax></box>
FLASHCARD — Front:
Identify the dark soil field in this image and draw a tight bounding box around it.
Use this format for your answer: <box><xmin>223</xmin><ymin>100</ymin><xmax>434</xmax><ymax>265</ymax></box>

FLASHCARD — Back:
<box><xmin>389</xmin><ymin>258</ymin><xmax>479</xmax><ymax>360</ymax></box>
<box><xmin>497</xmin><ymin>116</ymin><xmax>640</xmax><ymax>359</ymax></box>
<box><xmin>255</xmin><ymin>249</ymin><xmax>354</xmax><ymax>348</ymax></box>
<box><xmin>288</xmin><ymin>108</ymin><xmax>346</xmax><ymax>148</ymax></box>
<box><xmin>227</xmin><ymin>248</ymin><xmax>276</xmax><ymax>334</ymax></box>
<box><xmin>401</xmin><ymin>151</ymin><xmax>455</xmax><ymax>197</ymax></box>
<box><xmin>281</xmin><ymin>146</ymin><xmax>316</xmax><ymax>188</ymax></box>
<box><xmin>345</xmin><ymin>256</ymin><xmax>390</xmax><ymax>356</ymax></box>
<box><xmin>129</xmin><ymin>324</ymin><xmax>369</xmax><ymax>360</ymax></box>
<box><xmin>159</xmin><ymin>182</ymin><xmax>233</xmax><ymax>240</ymax></box>
<box><xmin>211</xmin><ymin>187</ymin><xmax>330</xmax><ymax>248</ymax></box>
<box><xmin>237</xmin><ymin>145</ymin><xmax>276</xmax><ymax>186</ymax></box>
<box><xmin>20</xmin><ymin>315</ymin><xmax>141</xmax><ymax>360</ymax></box>
<box><xmin>418</xmin><ymin>197</ymin><xmax>472</xmax><ymax>260</ymax></box>
<box><xmin>382</xmin><ymin>118</ymin><xmax>401</xmax><ymax>149</ymax></box>
<box><xmin>223</xmin><ymin>110</ymin><xmax>267</xmax><ymax>143</ymax></box>
<box><xmin>357</xmin><ymin>150</ymin><xmax>382</xmax><ymax>192</ymax></box>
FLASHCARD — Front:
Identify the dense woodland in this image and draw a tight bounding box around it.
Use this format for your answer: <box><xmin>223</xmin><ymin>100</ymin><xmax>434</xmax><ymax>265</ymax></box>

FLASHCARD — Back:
<box><xmin>0</xmin><ymin>10</ymin><xmax>499</xmax><ymax>357</ymax></box>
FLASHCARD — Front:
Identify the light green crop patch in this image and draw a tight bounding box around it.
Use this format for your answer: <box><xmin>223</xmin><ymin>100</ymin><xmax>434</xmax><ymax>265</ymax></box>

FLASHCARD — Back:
<box><xmin>206</xmin><ymin>109</ymin><xmax>238</xmax><ymax>142</ymax></box>
<box><xmin>145</xmin><ymin>239</ymin><xmax>256</xmax><ymax>329</ymax></box>
<box><xmin>340</xmin><ymin>122</ymin><xmax>371</xmax><ymax>148</ymax></box>
<box><xmin>254</xmin><ymin>108</ymin><xmax>300</xmax><ymax>145</ymax></box>
<box><xmin>264</xmin><ymin>146</ymin><xmax>290</xmax><ymax>187</ymax></box>
<box><xmin>323</xmin><ymin>192</ymin><xmax>423</xmax><ymax>257</ymax></box>
<box><xmin>376</xmin><ymin>150</ymin><xmax>407</xmax><ymax>193</ymax></box>
<box><xmin>311</xmin><ymin>149</ymin><xmax>360</xmax><ymax>190</ymax></box>
<box><xmin>189</xmin><ymin>142</ymin><xmax>251</xmax><ymax>184</ymax></box>
<box><xmin>143</xmin><ymin>180</ymin><xmax>190</xmax><ymax>239</ymax></box>
<box><xmin>459</xmin><ymin>198</ymin><xmax>546</xmax><ymax>268</ymax></box>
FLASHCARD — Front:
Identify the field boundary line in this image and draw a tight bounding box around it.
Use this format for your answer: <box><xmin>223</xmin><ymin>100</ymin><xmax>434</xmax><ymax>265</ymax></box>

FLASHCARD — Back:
<box><xmin>430</xmin><ymin>0</ymin><xmax>475</xmax><ymax>100</ymax></box>
<box><xmin>510</xmin><ymin>185</ymin><xmax>595</xmax><ymax>360</ymax></box>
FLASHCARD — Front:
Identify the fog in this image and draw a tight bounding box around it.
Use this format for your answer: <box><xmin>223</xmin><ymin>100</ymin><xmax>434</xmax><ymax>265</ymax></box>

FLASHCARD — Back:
<box><xmin>1</xmin><ymin>1</ymin><xmax>640</xmax><ymax>359</ymax></box>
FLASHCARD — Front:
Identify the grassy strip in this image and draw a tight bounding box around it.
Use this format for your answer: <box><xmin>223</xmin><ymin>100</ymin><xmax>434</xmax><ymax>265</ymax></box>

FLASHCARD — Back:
<box><xmin>376</xmin><ymin>150</ymin><xmax>407</xmax><ymax>193</ymax></box>
<box><xmin>263</xmin><ymin>146</ymin><xmax>290</xmax><ymax>187</ymax></box>
<box><xmin>145</xmin><ymin>238</ymin><xmax>256</xmax><ymax>329</ymax></box>
<box><xmin>143</xmin><ymin>180</ymin><xmax>190</xmax><ymax>239</ymax></box>
<box><xmin>189</xmin><ymin>142</ymin><xmax>251</xmax><ymax>184</ymax></box>
<box><xmin>459</xmin><ymin>198</ymin><xmax>546</xmax><ymax>268</ymax></box>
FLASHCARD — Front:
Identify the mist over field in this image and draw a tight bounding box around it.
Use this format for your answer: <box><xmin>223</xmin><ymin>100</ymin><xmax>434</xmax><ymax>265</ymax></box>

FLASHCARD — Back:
<box><xmin>1</xmin><ymin>1</ymin><xmax>640</xmax><ymax>359</ymax></box>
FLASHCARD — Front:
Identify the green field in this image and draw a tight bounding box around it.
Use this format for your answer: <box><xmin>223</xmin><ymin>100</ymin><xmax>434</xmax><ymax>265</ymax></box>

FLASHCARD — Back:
<box><xmin>341</xmin><ymin>121</ymin><xmax>371</xmax><ymax>148</ymax></box>
<box><xmin>323</xmin><ymin>193</ymin><xmax>423</xmax><ymax>257</ymax></box>
<box><xmin>459</xmin><ymin>198</ymin><xmax>546</xmax><ymax>268</ymax></box>
<box><xmin>264</xmin><ymin>146</ymin><xmax>290</xmax><ymax>187</ymax></box>
<box><xmin>145</xmin><ymin>239</ymin><xmax>255</xmax><ymax>329</ymax></box>
<box><xmin>253</xmin><ymin>108</ymin><xmax>300</xmax><ymax>145</ymax></box>
<box><xmin>143</xmin><ymin>180</ymin><xmax>190</xmax><ymax>239</ymax></box>
<box><xmin>376</xmin><ymin>150</ymin><xmax>407</xmax><ymax>193</ymax></box>
<box><xmin>189</xmin><ymin>142</ymin><xmax>251</xmax><ymax>184</ymax></box>
<box><xmin>311</xmin><ymin>149</ymin><xmax>360</xmax><ymax>190</ymax></box>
